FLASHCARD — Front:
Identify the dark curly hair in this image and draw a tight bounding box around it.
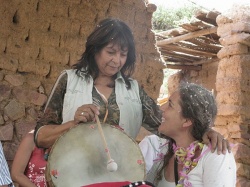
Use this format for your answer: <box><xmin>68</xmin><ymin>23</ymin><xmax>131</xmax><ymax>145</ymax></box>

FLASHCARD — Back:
<box><xmin>72</xmin><ymin>18</ymin><xmax>136</xmax><ymax>88</ymax></box>
<box><xmin>179</xmin><ymin>82</ymin><xmax>217</xmax><ymax>141</ymax></box>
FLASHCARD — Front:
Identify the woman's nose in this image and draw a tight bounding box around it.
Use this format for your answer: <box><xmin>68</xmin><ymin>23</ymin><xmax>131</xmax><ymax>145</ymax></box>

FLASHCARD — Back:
<box><xmin>159</xmin><ymin>103</ymin><xmax>167</xmax><ymax>113</ymax></box>
<box><xmin>112</xmin><ymin>53</ymin><xmax>121</xmax><ymax>63</ymax></box>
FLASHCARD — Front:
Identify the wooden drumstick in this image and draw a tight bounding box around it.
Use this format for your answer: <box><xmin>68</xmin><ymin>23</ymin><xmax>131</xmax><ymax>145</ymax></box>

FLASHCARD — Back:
<box><xmin>95</xmin><ymin>114</ymin><xmax>118</xmax><ymax>172</ymax></box>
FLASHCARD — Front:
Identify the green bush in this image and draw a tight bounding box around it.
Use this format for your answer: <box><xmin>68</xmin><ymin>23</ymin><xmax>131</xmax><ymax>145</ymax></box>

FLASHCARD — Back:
<box><xmin>152</xmin><ymin>4</ymin><xmax>198</xmax><ymax>32</ymax></box>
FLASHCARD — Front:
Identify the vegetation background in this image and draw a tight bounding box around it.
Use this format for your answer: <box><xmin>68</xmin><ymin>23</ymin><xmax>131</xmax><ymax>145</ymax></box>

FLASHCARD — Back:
<box><xmin>151</xmin><ymin>2</ymin><xmax>199</xmax><ymax>97</ymax></box>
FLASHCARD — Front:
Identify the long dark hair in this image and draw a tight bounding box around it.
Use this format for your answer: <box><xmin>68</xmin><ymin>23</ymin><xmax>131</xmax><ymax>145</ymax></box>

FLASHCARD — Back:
<box><xmin>72</xmin><ymin>18</ymin><xmax>136</xmax><ymax>88</ymax></box>
<box><xmin>155</xmin><ymin>83</ymin><xmax>217</xmax><ymax>182</ymax></box>
<box><xmin>179</xmin><ymin>83</ymin><xmax>217</xmax><ymax>141</ymax></box>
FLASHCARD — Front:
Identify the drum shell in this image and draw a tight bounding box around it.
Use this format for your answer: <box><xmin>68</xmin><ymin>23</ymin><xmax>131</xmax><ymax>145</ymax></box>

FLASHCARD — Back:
<box><xmin>46</xmin><ymin>123</ymin><xmax>146</xmax><ymax>187</ymax></box>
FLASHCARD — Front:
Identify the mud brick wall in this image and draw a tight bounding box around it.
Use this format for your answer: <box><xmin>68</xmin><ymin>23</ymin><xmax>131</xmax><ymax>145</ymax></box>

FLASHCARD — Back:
<box><xmin>0</xmin><ymin>0</ymin><xmax>164</xmax><ymax>165</ymax></box>
<box><xmin>216</xmin><ymin>4</ymin><xmax>250</xmax><ymax>186</ymax></box>
<box><xmin>167</xmin><ymin>61</ymin><xmax>219</xmax><ymax>96</ymax></box>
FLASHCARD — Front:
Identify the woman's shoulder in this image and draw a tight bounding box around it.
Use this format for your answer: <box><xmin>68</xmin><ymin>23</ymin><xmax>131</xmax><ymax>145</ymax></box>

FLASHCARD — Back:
<box><xmin>59</xmin><ymin>70</ymin><xmax>69</xmax><ymax>80</ymax></box>
<box><xmin>22</xmin><ymin>131</ymin><xmax>35</xmax><ymax>146</ymax></box>
<box><xmin>142</xmin><ymin>135</ymin><xmax>168</xmax><ymax>145</ymax></box>
<box><xmin>201</xmin><ymin>144</ymin><xmax>235</xmax><ymax>162</ymax></box>
<box><xmin>50</xmin><ymin>70</ymin><xmax>68</xmax><ymax>87</ymax></box>
<box><xmin>16</xmin><ymin>131</ymin><xmax>36</xmax><ymax>152</ymax></box>
<box><xmin>140</xmin><ymin>135</ymin><xmax>169</xmax><ymax>159</ymax></box>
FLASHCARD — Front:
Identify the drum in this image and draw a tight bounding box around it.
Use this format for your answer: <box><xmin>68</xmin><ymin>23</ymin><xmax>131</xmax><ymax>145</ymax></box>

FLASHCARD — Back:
<box><xmin>46</xmin><ymin>123</ymin><xmax>146</xmax><ymax>187</ymax></box>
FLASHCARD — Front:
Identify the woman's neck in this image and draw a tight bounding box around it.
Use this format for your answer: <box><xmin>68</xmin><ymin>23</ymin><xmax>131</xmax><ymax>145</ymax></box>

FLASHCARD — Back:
<box><xmin>94</xmin><ymin>76</ymin><xmax>115</xmax><ymax>88</ymax></box>
<box><xmin>174</xmin><ymin>133</ymin><xmax>196</xmax><ymax>148</ymax></box>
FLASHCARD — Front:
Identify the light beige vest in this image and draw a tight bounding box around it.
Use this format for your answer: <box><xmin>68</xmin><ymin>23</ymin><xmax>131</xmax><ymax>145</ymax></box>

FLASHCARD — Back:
<box><xmin>61</xmin><ymin>69</ymin><xmax>142</xmax><ymax>139</ymax></box>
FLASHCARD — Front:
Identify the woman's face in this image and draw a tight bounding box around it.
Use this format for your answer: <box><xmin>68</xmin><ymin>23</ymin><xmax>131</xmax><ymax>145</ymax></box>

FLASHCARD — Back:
<box><xmin>95</xmin><ymin>43</ymin><xmax>128</xmax><ymax>77</ymax></box>
<box><xmin>158</xmin><ymin>91</ymin><xmax>186</xmax><ymax>137</ymax></box>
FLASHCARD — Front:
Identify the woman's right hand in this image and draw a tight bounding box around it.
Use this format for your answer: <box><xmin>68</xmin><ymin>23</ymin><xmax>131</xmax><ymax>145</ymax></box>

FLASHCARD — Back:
<box><xmin>74</xmin><ymin>104</ymin><xmax>100</xmax><ymax>124</ymax></box>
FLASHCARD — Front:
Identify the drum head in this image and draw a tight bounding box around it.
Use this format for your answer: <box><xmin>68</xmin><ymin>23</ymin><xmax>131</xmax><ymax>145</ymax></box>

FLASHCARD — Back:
<box><xmin>46</xmin><ymin>123</ymin><xmax>145</xmax><ymax>187</ymax></box>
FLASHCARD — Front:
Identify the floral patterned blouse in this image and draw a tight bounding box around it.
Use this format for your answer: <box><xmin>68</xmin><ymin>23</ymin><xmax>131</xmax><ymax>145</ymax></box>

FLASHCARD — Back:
<box><xmin>35</xmin><ymin>73</ymin><xmax>162</xmax><ymax>142</ymax></box>
<box><xmin>25</xmin><ymin>147</ymin><xmax>47</xmax><ymax>187</ymax></box>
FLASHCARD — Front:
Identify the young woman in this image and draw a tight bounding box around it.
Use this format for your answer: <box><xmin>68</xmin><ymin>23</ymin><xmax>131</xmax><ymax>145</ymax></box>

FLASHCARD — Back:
<box><xmin>146</xmin><ymin>83</ymin><xmax>236</xmax><ymax>187</ymax></box>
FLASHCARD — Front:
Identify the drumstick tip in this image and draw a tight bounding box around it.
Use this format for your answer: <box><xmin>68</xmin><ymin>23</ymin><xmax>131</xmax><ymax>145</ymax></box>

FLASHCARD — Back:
<box><xmin>107</xmin><ymin>159</ymin><xmax>118</xmax><ymax>172</ymax></box>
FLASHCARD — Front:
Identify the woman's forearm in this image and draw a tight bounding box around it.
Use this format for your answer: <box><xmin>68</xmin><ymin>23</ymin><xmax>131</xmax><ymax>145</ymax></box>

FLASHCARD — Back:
<box><xmin>35</xmin><ymin>121</ymin><xmax>76</xmax><ymax>148</ymax></box>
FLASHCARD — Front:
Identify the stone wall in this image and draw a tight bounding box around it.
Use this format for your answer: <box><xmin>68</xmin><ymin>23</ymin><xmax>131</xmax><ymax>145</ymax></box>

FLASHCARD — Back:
<box><xmin>0</xmin><ymin>0</ymin><xmax>164</xmax><ymax>165</ymax></box>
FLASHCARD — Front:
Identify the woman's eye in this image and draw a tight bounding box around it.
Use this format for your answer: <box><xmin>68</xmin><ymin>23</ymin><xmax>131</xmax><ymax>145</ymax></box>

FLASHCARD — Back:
<box><xmin>121</xmin><ymin>53</ymin><xmax>127</xmax><ymax>57</ymax></box>
<box><xmin>107</xmin><ymin>51</ymin><xmax>115</xmax><ymax>54</ymax></box>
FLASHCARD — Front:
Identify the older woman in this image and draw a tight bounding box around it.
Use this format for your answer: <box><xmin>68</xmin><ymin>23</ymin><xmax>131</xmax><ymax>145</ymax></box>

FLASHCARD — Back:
<box><xmin>34</xmin><ymin>18</ymin><xmax>161</xmax><ymax>148</ymax></box>
<box><xmin>146</xmin><ymin>83</ymin><xmax>236</xmax><ymax>187</ymax></box>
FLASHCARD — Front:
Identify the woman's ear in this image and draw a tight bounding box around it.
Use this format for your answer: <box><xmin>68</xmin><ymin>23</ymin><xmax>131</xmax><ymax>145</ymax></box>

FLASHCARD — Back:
<box><xmin>182</xmin><ymin>118</ymin><xmax>192</xmax><ymax>128</ymax></box>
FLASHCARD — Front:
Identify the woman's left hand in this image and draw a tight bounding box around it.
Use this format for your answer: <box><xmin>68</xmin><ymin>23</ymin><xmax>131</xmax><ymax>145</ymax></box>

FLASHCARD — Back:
<box><xmin>202</xmin><ymin>128</ymin><xmax>231</xmax><ymax>155</ymax></box>
<box><xmin>74</xmin><ymin>104</ymin><xmax>100</xmax><ymax>124</ymax></box>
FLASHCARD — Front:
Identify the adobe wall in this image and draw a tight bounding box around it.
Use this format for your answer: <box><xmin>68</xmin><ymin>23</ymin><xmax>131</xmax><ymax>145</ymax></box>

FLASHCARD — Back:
<box><xmin>216</xmin><ymin>3</ymin><xmax>250</xmax><ymax>186</ymax></box>
<box><xmin>167</xmin><ymin>61</ymin><xmax>219</xmax><ymax>95</ymax></box>
<box><xmin>0</xmin><ymin>0</ymin><xmax>164</xmax><ymax>164</ymax></box>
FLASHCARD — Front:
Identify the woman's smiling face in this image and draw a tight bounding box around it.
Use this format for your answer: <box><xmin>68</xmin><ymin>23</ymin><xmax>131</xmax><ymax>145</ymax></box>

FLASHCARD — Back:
<box><xmin>158</xmin><ymin>91</ymin><xmax>186</xmax><ymax>137</ymax></box>
<box><xmin>95</xmin><ymin>43</ymin><xmax>128</xmax><ymax>77</ymax></box>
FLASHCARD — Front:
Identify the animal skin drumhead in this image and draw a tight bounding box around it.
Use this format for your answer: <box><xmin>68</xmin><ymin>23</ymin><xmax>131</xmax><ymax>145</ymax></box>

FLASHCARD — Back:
<box><xmin>46</xmin><ymin>123</ymin><xmax>145</xmax><ymax>187</ymax></box>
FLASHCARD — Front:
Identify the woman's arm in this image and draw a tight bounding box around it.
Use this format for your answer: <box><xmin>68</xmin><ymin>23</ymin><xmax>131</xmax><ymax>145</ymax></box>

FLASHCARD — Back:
<box><xmin>34</xmin><ymin>73</ymin><xmax>99</xmax><ymax>148</ymax></box>
<box><xmin>202</xmin><ymin>128</ymin><xmax>231</xmax><ymax>154</ymax></box>
<box><xmin>35</xmin><ymin>121</ymin><xmax>76</xmax><ymax>148</ymax></box>
<box><xmin>34</xmin><ymin>73</ymin><xmax>68</xmax><ymax>148</ymax></box>
<box><xmin>11</xmin><ymin>133</ymin><xmax>36</xmax><ymax>187</ymax></box>
<box><xmin>139</xmin><ymin>87</ymin><xmax>161</xmax><ymax>134</ymax></box>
